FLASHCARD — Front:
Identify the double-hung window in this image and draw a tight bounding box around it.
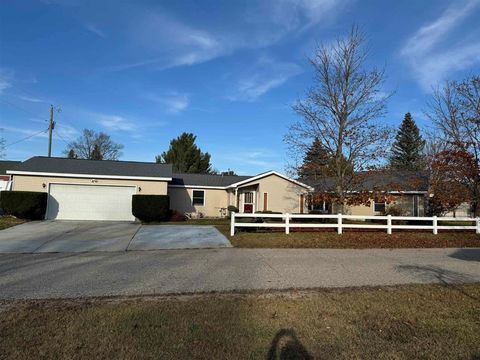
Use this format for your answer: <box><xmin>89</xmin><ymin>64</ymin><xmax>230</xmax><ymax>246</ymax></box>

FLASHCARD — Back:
<box><xmin>192</xmin><ymin>190</ymin><xmax>205</xmax><ymax>206</ymax></box>
<box><xmin>374</xmin><ymin>200</ymin><xmax>386</xmax><ymax>213</ymax></box>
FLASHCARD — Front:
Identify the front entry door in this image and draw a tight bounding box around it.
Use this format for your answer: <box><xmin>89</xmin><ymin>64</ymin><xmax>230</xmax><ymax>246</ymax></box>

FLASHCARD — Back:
<box><xmin>243</xmin><ymin>191</ymin><xmax>255</xmax><ymax>213</ymax></box>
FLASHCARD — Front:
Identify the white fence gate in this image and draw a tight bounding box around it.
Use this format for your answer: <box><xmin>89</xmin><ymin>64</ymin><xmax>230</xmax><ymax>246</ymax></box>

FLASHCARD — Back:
<box><xmin>230</xmin><ymin>212</ymin><xmax>480</xmax><ymax>236</ymax></box>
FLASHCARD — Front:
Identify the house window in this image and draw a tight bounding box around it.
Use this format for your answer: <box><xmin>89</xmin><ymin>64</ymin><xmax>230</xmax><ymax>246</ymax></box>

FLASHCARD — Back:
<box><xmin>244</xmin><ymin>192</ymin><xmax>253</xmax><ymax>204</ymax></box>
<box><xmin>192</xmin><ymin>190</ymin><xmax>205</xmax><ymax>206</ymax></box>
<box><xmin>374</xmin><ymin>201</ymin><xmax>386</xmax><ymax>213</ymax></box>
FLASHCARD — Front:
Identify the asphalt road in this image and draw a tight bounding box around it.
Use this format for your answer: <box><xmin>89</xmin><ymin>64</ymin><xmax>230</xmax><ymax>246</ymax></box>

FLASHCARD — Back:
<box><xmin>0</xmin><ymin>248</ymin><xmax>479</xmax><ymax>299</ymax></box>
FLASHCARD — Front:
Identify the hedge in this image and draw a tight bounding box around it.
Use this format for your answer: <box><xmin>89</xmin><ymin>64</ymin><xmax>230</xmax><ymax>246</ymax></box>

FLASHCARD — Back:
<box><xmin>0</xmin><ymin>191</ymin><xmax>48</xmax><ymax>220</ymax></box>
<box><xmin>132</xmin><ymin>195</ymin><xmax>170</xmax><ymax>222</ymax></box>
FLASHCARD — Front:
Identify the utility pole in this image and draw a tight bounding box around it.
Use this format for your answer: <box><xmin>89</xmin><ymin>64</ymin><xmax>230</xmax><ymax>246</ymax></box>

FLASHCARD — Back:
<box><xmin>47</xmin><ymin>104</ymin><xmax>55</xmax><ymax>157</ymax></box>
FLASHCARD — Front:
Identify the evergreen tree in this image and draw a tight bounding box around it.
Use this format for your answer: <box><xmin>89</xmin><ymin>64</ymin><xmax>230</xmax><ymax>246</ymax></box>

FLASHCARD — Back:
<box><xmin>298</xmin><ymin>138</ymin><xmax>333</xmax><ymax>179</ymax></box>
<box><xmin>90</xmin><ymin>144</ymin><xmax>103</xmax><ymax>160</ymax></box>
<box><xmin>67</xmin><ymin>149</ymin><xmax>77</xmax><ymax>159</ymax></box>
<box><xmin>389</xmin><ymin>113</ymin><xmax>425</xmax><ymax>171</ymax></box>
<box><xmin>156</xmin><ymin>132</ymin><xmax>212</xmax><ymax>173</ymax></box>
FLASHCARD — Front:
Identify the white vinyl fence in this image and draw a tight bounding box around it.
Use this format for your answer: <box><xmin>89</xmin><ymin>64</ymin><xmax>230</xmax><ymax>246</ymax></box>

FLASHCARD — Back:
<box><xmin>230</xmin><ymin>212</ymin><xmax>480</xmax><ymax>236</ymax></box>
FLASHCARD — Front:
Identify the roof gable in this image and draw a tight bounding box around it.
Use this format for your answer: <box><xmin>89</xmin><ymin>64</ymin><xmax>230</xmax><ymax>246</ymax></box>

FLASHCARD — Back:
<box><xmin>230</xmin><ymin>171</ymin><xmax>314</xmax><ymax>190</ymax></box>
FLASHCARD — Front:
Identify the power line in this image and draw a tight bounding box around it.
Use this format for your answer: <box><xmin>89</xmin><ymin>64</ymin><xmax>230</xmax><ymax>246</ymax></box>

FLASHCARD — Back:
<box><xmin>4</xmin><ymin>129</ymin><xmax>49</xmax><ymax>148</ymax></box>
<box><xmin>56</xmin><ymin>130</ymin><xmax>71</xmax><ymax>146</ymax></box>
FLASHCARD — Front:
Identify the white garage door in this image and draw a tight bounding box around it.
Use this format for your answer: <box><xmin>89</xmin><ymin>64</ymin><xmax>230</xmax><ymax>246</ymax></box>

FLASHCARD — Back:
<box><xmin>46</xmin><ymin>183</ymin><xmax>136</xmax><ymax>221</ymax></box>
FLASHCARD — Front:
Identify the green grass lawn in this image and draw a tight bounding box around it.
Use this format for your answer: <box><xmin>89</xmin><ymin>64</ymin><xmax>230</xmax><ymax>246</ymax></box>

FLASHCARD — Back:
<box><xmin>0</xmin><ymin>215</ymin><xmax>25</xmax><ymax>230</ymax></box>
<box><xmin>1</xmin><ymin>284</ymin><xmax>479</xmax><ymax>359</ymax></box>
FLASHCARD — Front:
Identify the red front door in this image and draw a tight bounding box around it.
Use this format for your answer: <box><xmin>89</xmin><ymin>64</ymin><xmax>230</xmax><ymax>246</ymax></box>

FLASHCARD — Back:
<box><xmin>243</xmin><ymin>191</ymin><xmax>254</xmax><ymax>213</ymax></box>
<box><xmin>244</xmin><ymin>204</ymin><xmax>253</xmax><ymax>213</ymax></box>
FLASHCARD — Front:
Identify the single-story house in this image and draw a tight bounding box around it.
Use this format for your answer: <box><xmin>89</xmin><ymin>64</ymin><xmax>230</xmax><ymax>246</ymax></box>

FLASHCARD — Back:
<box><xmin>5</xmin><ymin>156</ymin><xmax>313</xmax><ymax>221</ymax></box>
<box><xmin>0</xmin><ymin>161</ymin><xmax>20</xmax><ymax>191</ymax></box>
<box><xmin>306</xmin><ymin>171</ymin><xmax>430</xmax><ymax>217</ymax></box>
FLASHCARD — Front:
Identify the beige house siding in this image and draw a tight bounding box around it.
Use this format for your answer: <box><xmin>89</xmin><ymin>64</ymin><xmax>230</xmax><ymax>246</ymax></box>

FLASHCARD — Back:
<box><xmin>12</xmin><ymin>175</ymin><xmax>168</xmax><ymax>195</ymax></box>
<box><xmin>334</xmin><ymin>202</ymin><xmax>374</xmax><ymax>215</ymax></box>
<box><xmin>168</xmin><ymin>187</ymin><xmax>229</xmax><ymax>217</ymax></box>
<box><xmin>331</xmin><ymin>195</ymin><xmax>426</xmax><ymax>216</ymax></box>
<box><xmin>237</xmin><ymin>174</ymin><xmax>309</xmax><ymax>213</ymax></box>
<box><xmin>445</xmin><ymin>202</ymin><xmax>472</xmax><ymax>217</ymax></box>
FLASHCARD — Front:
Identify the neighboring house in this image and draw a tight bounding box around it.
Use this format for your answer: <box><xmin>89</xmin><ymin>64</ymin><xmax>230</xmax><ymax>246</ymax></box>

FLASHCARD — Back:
<box><xmin>0</xmin><ymin>161</ymin><xmax>20</xmax><ymax>191</ymax></box>
<box><xmin>306</xmin><ymin>171</ymin><xmax>430</xmax><ymax>217</ymax></box>
<box><xmin>5</xmin><ymin>156</ymin><xmax>313</xmax><ymax>221</ymax></box>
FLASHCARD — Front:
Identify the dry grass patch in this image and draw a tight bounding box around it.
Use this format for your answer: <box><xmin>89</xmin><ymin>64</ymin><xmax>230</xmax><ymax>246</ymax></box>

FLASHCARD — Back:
<box><xmin>218</xmin><ymin>225</ymin><xmax>480</xmax><ymax>248</ymax></box>
<box><xmin>1</xmin><ymin>284</ymin><xmax>479</xmax><ymax>359</ymax></box>
<box><xmin>0</xmin><ymin>215</ymin><xmax>25</xmax><ymax>230</ymax></box>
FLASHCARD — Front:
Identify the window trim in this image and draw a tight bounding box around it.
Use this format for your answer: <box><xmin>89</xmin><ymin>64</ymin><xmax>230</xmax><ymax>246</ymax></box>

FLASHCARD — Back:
<box><xmin>374</xmin><ymin>200</ymin><xmax>386</xmax><ymax>213</ymax></box>
<box><xmin>192</xmin><ymin>189</ymin><xmax>205</xmax><ymax>206</ymax></box>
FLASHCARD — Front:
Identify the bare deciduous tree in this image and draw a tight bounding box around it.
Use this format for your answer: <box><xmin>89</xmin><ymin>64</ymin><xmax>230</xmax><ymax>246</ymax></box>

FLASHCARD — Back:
<box><xmin>0</xmin><ymin>137</ymin><xmax>5</xmax><ymax>159</ymax></box>
<box><xmin>64</xmin><ymin>129</ymin><xmax>123</xmax><ymax>160</ymax></box>
<box><xmin>285</xmin><ymin>27</ymin><xmax>391</xmax><ymax>211</ymax></box>
<box><xmin>426</xmin><ymin>76</ymin><xmax>480</xmax><ymax>216</ymax></box>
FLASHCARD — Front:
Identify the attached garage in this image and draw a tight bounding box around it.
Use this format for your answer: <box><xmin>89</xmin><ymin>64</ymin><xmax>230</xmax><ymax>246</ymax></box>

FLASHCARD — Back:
<box><xmin>8</xmin><ymin>156</ymin><xmax>173</xmax><ymax>221</ymax></box>
<box><xmin>46</xmin><ymin>183</ymin><xmax>136</xmax><ymax>221</ymax></box>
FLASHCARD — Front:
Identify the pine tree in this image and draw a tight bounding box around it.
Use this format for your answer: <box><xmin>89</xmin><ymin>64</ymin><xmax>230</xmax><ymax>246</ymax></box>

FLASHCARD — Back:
<box><xmin>156</xmin><ymin>132</ymin><xmax>212</xmax><ymax>173</ymax></box>
<box><xmin>390</xmin><ymin>113</ymin><xmax>425</xmax><ymax>171</ymax></box>
<box><xmin>67</xmin><ymin>149</ymin><xmax>77</xmax><ymax>159</ymax></box>
<box><xmin>90</xmin><ymin>144</ymin><xmax>103</xmax><ymax>160</ymax></box>
<box><xmin>298</xmin><ymin>138</ymin><xmax>333</xmax><ymax>179</ymax></box>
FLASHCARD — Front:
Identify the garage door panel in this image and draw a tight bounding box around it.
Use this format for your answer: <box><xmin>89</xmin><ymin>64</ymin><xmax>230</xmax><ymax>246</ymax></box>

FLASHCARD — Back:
<box><xmin>47</xmin><ymin>184</ymin><xmax>136</xmax><ymax>221</ymax></box>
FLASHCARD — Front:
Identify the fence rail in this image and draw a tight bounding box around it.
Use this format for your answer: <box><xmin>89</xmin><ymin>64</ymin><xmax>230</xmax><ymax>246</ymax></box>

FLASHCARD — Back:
<box><xmin>230</xmin><ymin>212</ymin><xmax>480</xmax><ymax>236</ymax></box>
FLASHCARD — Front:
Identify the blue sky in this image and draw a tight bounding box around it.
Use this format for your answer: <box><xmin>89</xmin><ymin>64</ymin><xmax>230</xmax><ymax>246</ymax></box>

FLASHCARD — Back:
<box><xmin>1</xmin><ymin>0</ymin><xmax>479</xmax><ymax>175</ymax></box>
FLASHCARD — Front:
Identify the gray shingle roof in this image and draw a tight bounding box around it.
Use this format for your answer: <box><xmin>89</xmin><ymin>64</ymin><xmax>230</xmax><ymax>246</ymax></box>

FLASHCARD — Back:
<box><xmin>0</xmin><ymin>161</ymin><xmax>21</xmax><ymax>175</ymax></box>
<box><xmin>305</xmin><ymin>170</ymin><xmax>429</xmax><ymax>192</ymax></box>
<box><xmin>10</xmin><ymin>157</ymin><xmax>172</xmax><ymax>179</ymax></box>
<box><xmin>171</xmin><ymin>173</ymin><xmax>252</xmax><ymax>187</ymax></box>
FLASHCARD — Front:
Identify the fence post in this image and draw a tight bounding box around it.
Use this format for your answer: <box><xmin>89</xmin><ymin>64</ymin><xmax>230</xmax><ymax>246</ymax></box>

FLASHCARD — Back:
<box><xmin>476</xmin><ymin>218</ymin><xmax>480</xmax><ymax>235</ymax></box>
<box><xmin>433</xmin><ymin>216</ymin><xmax>438</xmax><ymax>235</ymax></box>
<box><xmin>337</xmin><ymin>213</ymin><xmax>342</xmax><ymax>235</ymax></box>
<box><xmin>230</xmin><ymin>212</ymin><xmax>235</xmax><ymax>236</ymax></box>
<box><xmin>285</xmin><ymin>213</ymin><xmax>290</xmax><ymax>235</ymax></box>
<box><xmin>387</xmin><ymin>215</ymin><xmax>392</xmax><ymax>234</ymax></box>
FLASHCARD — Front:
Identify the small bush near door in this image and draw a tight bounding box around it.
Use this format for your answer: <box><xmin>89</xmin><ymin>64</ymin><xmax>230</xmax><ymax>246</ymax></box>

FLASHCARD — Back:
<box><xmin>132</xmin><ymin>195</ymin><xmax>170</xmax><ymax>222</ymax></box>
<box><xmin>0</xmin><ymin>191</ymin><xmax>47</xmax><ymax>220</ymax></box>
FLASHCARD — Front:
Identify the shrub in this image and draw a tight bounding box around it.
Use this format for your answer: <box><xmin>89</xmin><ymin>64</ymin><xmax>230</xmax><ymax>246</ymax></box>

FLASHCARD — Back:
<box><xmin>132</xmin><ymin>195</ymin><xmax>170</xmax><ymax>222</ymax></box>
<box><xmin>169</xmin><ymin>210</ymin><xmax>187</xmax><ymax>222</ymax></box>
<box><xmin>385</xmin><ymin>204</ymin><xmax>405</xmax><ymax>216</ymax></box>
<box><xmin>0</xmin><ymin>191</ymin><xmax>47</xmax><ymax>220</ymax></box>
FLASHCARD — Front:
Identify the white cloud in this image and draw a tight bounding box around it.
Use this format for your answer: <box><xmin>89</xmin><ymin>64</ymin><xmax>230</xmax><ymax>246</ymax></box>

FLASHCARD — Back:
<box><xmin>401</xmin><ymin>0</ymin><xmax>480</xmax><ymax>90</ymax></box>
<box><xmin>145</xmin><ymin>92</ymin><xmax>189</xmax><ymax>114</ymax></box>
<box><xmin>228</xmin><ymin>57</ymin><xmax>302</xmax><ymax>101</ymax></box>
<box><xmin>85</xmin><ymin>23</ymin><xmax>106</xmax><ymax>38</ymax></box>
<box><xmin>55</xmin><ymin>123</ymin><xmax>79</xmax><ymax>142</ymax></box>
<box><xmin>97</xmin><ymin>114</ymin><xmax>136</xmax><ymax>131</ymax></box>
<box><xmin>108</xmin><ymin>1</ymin><xmax>348</xmax><ymax>71</ymax></box>
<box><xmin>16</xmin><ymin>95</ymin><xmax>45</xmax><ymax>103</ymax></box>
<box><xmin>0</xmin><ymin>69</ymin><xmax>13</xmax><ymax>94</ymax></box>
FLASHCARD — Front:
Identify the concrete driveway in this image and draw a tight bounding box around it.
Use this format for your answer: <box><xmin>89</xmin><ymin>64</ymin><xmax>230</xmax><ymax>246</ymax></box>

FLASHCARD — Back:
<box><xmin>0</xmin><ymin>221</ymin><xmax>231</xmax><ymax>253</ymax></box>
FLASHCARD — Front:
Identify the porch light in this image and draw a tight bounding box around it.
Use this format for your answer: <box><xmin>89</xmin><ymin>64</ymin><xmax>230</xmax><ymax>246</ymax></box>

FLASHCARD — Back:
<box><xmin>42</xmin><ymin>183</ymin><xmax>46</xmax><ymax>188</ymax></box>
